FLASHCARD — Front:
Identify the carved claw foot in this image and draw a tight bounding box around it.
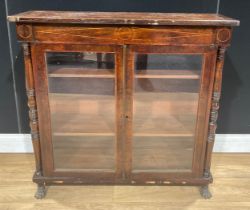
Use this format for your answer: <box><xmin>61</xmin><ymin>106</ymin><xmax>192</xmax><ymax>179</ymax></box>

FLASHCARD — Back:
<box><xmin>200</xmin><ymin>185</ymin><xmax>212</xmax><ymax>199</ymax></box>
<box><xmin>35</xmin><ymin>184</ymin><xmax>46</xmax><ymax>199</ymax></box>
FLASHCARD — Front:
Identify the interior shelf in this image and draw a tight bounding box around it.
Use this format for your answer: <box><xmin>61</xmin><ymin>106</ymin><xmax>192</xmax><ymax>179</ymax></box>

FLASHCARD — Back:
<box><xmin>133</xmin><ymin>116</ymin><xmax>196</xmax><ymax>136</ymax></box>
<box><xmin>47</xmin><ymin>67</ymin><xmax>200</xmax><ymax>79</ymax></box>
<box><xmin>52</xmin><ymin>135</ymin><xmax>194</xmax><ymax>171</ymax></box>
<box><xmin>48</xmin><ymin>67</ymin><xmax>114</xmax><ymax>78</ymax></box>
<box><xmin>132</xmin><ymin>136</ymin><xmax>194</xmax><ymax>171</ymax></box>
<box><xmin>49</xmin><ymin>92</ymin><xmax>197</xmax><ymax>137</ymax></box>
<box><xmin>133</xmin><ymin>92</ymin><xmax>198</xmax><ymax>135</ymax></box>
<box><xmin>135</xmin><ymin>69</ymin><xmax>200</xmax><ymax>79</ymax></box>
<box><xmin>53</xmin><ymin>132</ymin><xmax>115</xmax><ymax>137</ymax></box>
<box><xmin>49</xmin><ymin>93</ymin><xmax>115</xmax><ymax>135</ymax></box>
<box><xmin>53</xmin><ymin>136</ymin><xmax>115</xmax><ymax>170</ymax></box>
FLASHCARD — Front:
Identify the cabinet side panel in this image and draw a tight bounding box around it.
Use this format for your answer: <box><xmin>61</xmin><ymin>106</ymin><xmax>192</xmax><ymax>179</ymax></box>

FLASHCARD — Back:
<box><xmin>204</xmin><ymin>46</ymin><xmax>227</xmax><ymax>176</ymax></box>
<box><xmin>203</xmin><ymin>28</ymin><xmax>232</xmax><ymax>177</ymax></box>
<box><xmin>193</xmin><ymin>50</ymin><xmax>217</xmax><ymax>177</ymax></box>
<box><xmin>31</xmin><ymin>44</ymin><xmax>54</xmax><ymax>176</ymax></box>
<box><xmin>22</xmin><ymin>43</ymin><xmax>43</xmax><ymax>179</ymax></box>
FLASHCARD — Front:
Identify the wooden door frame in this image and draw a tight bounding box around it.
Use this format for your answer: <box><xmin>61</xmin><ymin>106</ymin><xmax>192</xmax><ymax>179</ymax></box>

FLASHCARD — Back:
<box><xmin>124</xmin><ymin>44</ymin><xmax>217</xmax><ymax>183</ymax></box>
<box><xmin>31</xmin><ymin>43</ymin><xmax>125</xmax><ymax>183</ymax></box>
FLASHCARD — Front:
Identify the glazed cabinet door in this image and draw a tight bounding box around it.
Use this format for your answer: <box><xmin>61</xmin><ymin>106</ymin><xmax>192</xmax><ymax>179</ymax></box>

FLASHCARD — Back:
<box><xmin>125</xmin><ymin>45</ymin><xmax>217</xmax><ymax>183</ymax></box>
<box><xmin>32</xmin><ymin>44</ymin><xmax>124</xmax><ymax>183</ymax></box>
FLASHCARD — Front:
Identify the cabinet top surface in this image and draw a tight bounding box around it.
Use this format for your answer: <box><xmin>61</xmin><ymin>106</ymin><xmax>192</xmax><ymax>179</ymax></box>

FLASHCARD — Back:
<box><xmin>8</xmin><ymin>11</ymin><xmax>239</xmax><ymax>26</ymax></box>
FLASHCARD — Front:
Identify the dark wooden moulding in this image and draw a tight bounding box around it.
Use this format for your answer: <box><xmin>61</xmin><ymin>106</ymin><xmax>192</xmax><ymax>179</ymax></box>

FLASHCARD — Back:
<box><xmin>8</xmin><ymin>11</ymin><xmax>239</xmax><ymax>199</ymax></box>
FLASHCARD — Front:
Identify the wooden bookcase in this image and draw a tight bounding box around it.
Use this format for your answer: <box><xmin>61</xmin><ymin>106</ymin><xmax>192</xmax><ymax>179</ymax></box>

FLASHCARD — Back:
<box><xmin>8</xmin><ymin>11</ymin><xmax>239</xmax><ymax>199</ymax></box>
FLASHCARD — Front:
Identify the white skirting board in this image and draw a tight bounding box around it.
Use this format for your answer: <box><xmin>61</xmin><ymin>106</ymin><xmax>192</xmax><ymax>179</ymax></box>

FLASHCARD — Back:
<box><xmin>0</xmin><ymin>134</ymin><xmax>249</xmax><ymax>153</ymax></box>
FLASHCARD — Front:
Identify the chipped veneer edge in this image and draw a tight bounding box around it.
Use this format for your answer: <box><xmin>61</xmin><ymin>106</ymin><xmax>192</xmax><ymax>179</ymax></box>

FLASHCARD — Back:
<box><xmin>7</xmin><ymin>16</ymin><xmax>19</xmax><ymax>22</ymax></box>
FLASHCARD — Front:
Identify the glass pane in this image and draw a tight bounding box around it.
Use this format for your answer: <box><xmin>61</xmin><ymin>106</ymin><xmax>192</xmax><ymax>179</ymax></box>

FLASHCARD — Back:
<box><xmin>46</xmin><ymin>52</ymin><xmax>116</xmax><ymax>171</ymax></box>
<box><xmin>132</xmin><ymin>54</ymin><xmax>202</xmax><ymax>172</ymax></box>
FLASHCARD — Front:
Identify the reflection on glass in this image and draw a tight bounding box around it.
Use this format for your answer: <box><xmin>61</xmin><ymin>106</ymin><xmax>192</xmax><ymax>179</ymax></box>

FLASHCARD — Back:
<box><xmin>46</xmin><ymin>52</ymin><xmax>116</xmax><ymax>171</ymax></box>
<box><xmin>132</xmin><ymin>54</ymin><xmax>202</xmax><ymax>172</ymax></box>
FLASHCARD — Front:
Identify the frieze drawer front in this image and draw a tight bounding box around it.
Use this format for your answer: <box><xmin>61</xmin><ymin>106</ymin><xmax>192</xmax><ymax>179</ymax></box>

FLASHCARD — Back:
<box><xmin>8</xmin><ymin>11</ymin><xmax>239</xmax><ymax>199</ymax></box>
<box><xmin>17</xmin><ymin>24</ymin><xmax>217</xmax><ymax>45</ymax></box>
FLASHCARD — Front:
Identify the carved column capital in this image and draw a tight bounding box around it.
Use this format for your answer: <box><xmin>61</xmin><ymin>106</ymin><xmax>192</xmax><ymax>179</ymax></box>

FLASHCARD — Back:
<box><xmin>26</xmin><ymin>89</ymin><xmax>35</xmax><ymax>97</ymax></box>
<box><xmin>22</xmin><ymin>43</ymin><xmax>30</xmax><ymax>56</ymax></box>
<box><xmin>217</xmin><ymin>46</ymin><xmax>227</xmax><ymax>61</ymax></box>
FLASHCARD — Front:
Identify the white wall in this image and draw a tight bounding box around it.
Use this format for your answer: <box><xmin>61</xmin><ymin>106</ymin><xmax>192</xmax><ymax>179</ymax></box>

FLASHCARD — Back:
<box><xmin>0</xmin><ymin>134</ymin><xmax>249</xmax><ymax>153</ymax></box>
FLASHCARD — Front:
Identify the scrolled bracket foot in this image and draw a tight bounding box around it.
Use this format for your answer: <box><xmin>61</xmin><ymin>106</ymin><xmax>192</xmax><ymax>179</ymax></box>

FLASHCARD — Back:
<box><xmin>35</xmin><ymin>184</ymin><xmax>46</xmax><ymax>199</ymax></box>
<box><xmin>200</xmin><ymin>185</ymin><xmax>212</xmax><ymax>199</ymax></box>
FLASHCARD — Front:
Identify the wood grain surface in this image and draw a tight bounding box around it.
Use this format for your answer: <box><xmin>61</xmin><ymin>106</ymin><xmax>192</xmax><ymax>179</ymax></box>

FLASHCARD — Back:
<box><xmin>0</xmin><ymin>153</ymin><xmax>249</xmax><ymax>210</ymax></box>
<box><xmin>31</xmin><ymin>25</ymin><xmax>216</xmax><ymax>45</ymax></box>
<box><xmin>8</xmin><ymin>11</ymin><xmax>240</xmax><ymax>26</ymax></box>
<box><xmin>9</xmin><ymin>12</ymin><xmax>240</xmax><ymax>195</ymax></box>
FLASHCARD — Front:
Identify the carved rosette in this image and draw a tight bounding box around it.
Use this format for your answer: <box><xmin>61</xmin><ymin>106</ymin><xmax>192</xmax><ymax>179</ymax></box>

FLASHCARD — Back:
<box><xmin>216</xmin><ymin>28</ymin><xmax>231</xmax><ymax>44</ymax></box>
<box><xmin>17</xmin><ymin>24</ymin><xmax>33</xmax><ymax>41</ymax></box>
<box><xmin>217</xmin><ymin>28</ymin><xmax>231</xmax><ymax>43</ymax></box>
<box><xmin>115</xmin><ymin>27</ymin><xmax>134</xmax><ymax>41</ymax></box>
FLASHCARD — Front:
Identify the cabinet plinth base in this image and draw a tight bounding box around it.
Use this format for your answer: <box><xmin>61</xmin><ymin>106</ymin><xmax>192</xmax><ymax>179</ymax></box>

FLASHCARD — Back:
<box><xmin>35</xmin><ymin>184</ymin><xmax>46</xmax><ymax>199</ymax></box>
<box><xmin>200</xmin><ymin>185</ymin><xmax>212</xmax><ymax>199</ymax></box>
<box><xmin>33</xmin><ymin>172</ymin><xmax>213</xmax><ymax>198</ymax></box>
<box><xmin>33</xmin><ymin>172</ymin><xmax>213</xmax><ymax>186</ymax></box>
